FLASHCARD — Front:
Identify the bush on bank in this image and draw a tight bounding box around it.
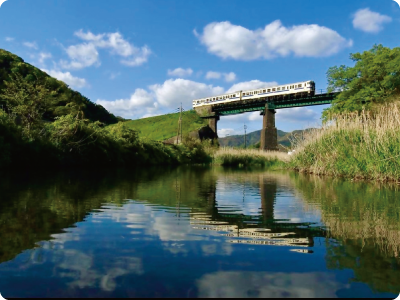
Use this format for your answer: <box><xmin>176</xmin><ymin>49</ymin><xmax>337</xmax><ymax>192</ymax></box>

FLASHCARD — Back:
<box><xmin>289</xmin><ymin>103</ymin><xmax>400</xmax><ymax>182</ymax></box>
<box><xmin>0</xmin><ymin>108</ymin><xmax>212</xmax><ymax>169</ymax></box>
<box><xmin>213</xmin><ymin>148</ymin><xmax>288</xmax><ymax>168</ymax></box>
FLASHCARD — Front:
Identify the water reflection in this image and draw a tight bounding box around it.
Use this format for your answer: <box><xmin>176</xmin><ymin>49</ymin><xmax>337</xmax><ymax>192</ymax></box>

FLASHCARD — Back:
<box><xmin>0</xmin><ymin>167</ymin><xmax>398</xmax><ymax>298</ymax></box>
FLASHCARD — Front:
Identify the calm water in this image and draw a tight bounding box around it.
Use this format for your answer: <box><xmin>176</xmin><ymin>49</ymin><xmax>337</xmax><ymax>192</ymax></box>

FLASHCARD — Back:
<box><xmin>0</xmin><ymin>166</ymin><xmax>399</xmax><ymax>298</ymax></box>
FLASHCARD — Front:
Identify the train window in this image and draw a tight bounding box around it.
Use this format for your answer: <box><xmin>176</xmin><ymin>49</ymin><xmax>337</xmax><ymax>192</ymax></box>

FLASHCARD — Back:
<box><xmin>277</xmin><ymin>87</ymin><xmax>280</xmax><ymax>91</ymax></box>
<box><xmin>267</xmin><ymin>89</ymin><xmax>271</xmax><ymax>92</ymax></box>
<box><xmin>298</xmin><ymin>84</ymin><xmax>302</xmax><ymax>87</ymax></box>
<box><xmin>263</xmin><ymin>90</ymin><xmax>266</xmax><ymax>93</ymax></box>
<box><xmin>272</xmin><ymin>88</ymin><xmax>276</xmax><ymax>91</ymax></box>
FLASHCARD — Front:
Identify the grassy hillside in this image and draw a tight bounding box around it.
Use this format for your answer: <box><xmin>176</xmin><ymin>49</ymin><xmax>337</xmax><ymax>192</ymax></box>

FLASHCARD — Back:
<box><xmin>121</xmin><ymin>110</ymin><xmax>208</xmax><ymax>141</ymax></box>
<box><xmin>0</xmin><ymin>49</ymin><xmax>118</xmax><ymax>124</ymax></box>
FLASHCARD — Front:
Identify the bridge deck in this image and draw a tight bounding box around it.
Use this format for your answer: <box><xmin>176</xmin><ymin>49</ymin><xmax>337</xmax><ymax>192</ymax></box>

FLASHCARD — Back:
<box><xmin>200</xmin><ymin>92</ymin><xmax>337</xmax><ymax>117</ymax></box>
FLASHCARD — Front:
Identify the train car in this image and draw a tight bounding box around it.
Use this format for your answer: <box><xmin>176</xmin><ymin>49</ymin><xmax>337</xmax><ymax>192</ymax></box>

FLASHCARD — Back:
<box><xmin>192</xmin><ymin>80</ymin><xmax>315</xmax><ymax>108</ymax></box>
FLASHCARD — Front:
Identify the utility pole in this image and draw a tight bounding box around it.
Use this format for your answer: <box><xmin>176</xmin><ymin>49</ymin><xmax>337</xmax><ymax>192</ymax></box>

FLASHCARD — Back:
<box><xmin>180</xmin><ymin>103</ymin><xmax>183</xmax><ymax>144</ymax></box>
<box><xmin>244</xmin><ymin>124</ymin><xmax>247</xmax><ymax>149</ymax></box>
<box><xmin>176</xmin><ymin>103</ymin><xmax>183</xmax><ymax>144</ymax></box>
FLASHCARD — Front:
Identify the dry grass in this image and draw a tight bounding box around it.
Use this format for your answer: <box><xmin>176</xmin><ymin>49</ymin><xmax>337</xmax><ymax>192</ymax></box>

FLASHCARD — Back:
<box><xmin>290</xmin><ymin>102</ymin><xmax>400</xmax><ymax>181</ymax></box>
<box><xmin>213</xmin><ymin>147</ymin><xmax>289</xmax><ymax>167</ymax></box>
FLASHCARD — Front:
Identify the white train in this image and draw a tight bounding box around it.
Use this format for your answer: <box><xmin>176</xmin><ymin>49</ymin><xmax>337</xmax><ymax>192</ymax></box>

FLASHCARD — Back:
<box><xmin>192</xmin><ymin>80</ymin><xmax>315</xmax><ymax>108</ymax></box>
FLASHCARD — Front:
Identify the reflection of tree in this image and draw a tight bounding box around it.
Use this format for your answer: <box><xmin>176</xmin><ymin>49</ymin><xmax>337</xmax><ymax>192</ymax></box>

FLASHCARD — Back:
<box><xmin>292</xmin><ymin>173</ymin><xmax>400</xmax><ymax>294</ymax></box>
<box><xmin>0</xmin><ymin>168</ymin><xmax>142</xmax><ymax>264</ymax></box>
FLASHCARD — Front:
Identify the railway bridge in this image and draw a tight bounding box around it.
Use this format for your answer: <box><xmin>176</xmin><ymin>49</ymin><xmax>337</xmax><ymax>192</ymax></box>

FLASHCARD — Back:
<box><xmin>195</xmin><ymin>91</ymin><xmax>338</xmax><ymax>150</ymax></box>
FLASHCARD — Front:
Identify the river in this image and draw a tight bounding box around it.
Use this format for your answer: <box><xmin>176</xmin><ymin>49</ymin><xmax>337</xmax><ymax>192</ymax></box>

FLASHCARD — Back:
<box><xmin>0</xmin><ymin>166</ymin><xmax>399</xmax><ymax>298</ymax></box>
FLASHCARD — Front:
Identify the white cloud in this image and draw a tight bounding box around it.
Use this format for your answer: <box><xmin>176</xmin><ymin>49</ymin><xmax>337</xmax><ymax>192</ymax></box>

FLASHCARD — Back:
<box><xmin>206</xmin><ymin>71</ymin><xmax>237</xmax><ymax>82</ymax></box>
<box><xmin>60</xmin><ymin>43</ymin><xmax>100</xmax><ymax>69</ymax></box>
<box><xmin>206</xmin><ymin>71</ymin><xmax>222</xmax><ymax>80</ymax></box>
<box><xmin>196</xmin><ymin>20</ymin><xmax>352</xmax><ymax>60</ymax></box>
<box><xmin>226</xmin><ymin>80</ymin><xmax>277</xmax><ymax>92</ymax></box>
<box><xmin>5</xmin><ymin>37</ymin><xmax>14</xmax><ymax>42</ymax></box>
<box><xmin>23</xmin><ymin>41</ymin><xmax>38</xmax><ymax>50</ymax></box>
<box><xmin>352</xmin><ymin>8</ymin><xmax>392</xmax><ymax>33</ymax></box>
<box><xmin>149</xmin><ymin>79</ymin><xmax>224</xmax><ymax>109</ymax></box>
<box><xmin>276</xmin><ymin>107</ymin><xmax>319</xmax><ymax>123</ymax></box>
<box><xmin>42</xmin><ymin>69</ymin><xmax>89</xmax><ymax>89</ymax></box>
<box><xmin>96</xmin><ymin>89</ymin><xmax>156</xmax><ymax>119</ymax></box>
<box><xmin>167</xmin><ymin>68</ymin><xmax>193</xmax><ymax>77</ymax></box>
<box><xmin>224</xmin><ymin>72</ymin><xmax>236</xmax><ymax>82</ymax></box>
<box><xmin>61</xmin><ymin>30</ymin><xmax>152</xmax><ymax>70</ymax></box>
<box><xmin>38</xmin><ymin>52</ymin><xmax>52</xmax><ymax>64</ymax></box>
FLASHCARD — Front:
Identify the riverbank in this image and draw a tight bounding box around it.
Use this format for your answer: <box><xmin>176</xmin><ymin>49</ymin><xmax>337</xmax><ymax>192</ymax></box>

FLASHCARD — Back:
<box><xmin>212</xmin><ymin>147</ymin><xmax>288</xmax><ymax>168</ymax></box>
<box><xmin>289</xmin><ymin>103</ymin><xmax>400</xmax><ymax>182</ymax></box>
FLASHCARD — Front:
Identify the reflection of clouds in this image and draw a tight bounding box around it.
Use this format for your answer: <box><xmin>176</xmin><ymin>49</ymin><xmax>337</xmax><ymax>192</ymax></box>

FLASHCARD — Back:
<box><xmin>197</xmin><ymin>271</ymin><xmax>349</xmax><ymax>298</ymax></box>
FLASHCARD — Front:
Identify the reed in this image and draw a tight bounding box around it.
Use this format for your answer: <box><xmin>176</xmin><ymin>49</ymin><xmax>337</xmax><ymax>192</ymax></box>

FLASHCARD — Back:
<box><xmin>290</xmin><ymin>102</ymin><xmax>400</xmax><ymax>181</ymax></box>
<box><xmin>213</xmin><ymin>147</ymin><xmax>289</xmax><ymax>167</ymax></box>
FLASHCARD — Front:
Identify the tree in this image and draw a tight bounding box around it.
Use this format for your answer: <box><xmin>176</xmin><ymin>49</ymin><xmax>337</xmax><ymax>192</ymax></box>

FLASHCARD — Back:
<box><xmin>1</xmin><ymin>73</ymin><xmax>52</xmax><ymax>140</ymax></box>
<box><xmin>323</xmin><ymin>45</ymin><xmax>400</xmax><ymax>119</ymax></box>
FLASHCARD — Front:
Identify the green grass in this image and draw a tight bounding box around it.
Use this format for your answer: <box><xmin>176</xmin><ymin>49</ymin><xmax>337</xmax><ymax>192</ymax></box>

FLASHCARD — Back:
<box><xmin>290</xmin><ymin>103</ymin><xmax>400</xmax><ymax>181</ymax></box>
<box><xmin>213</xmin><ymin>148</ymin><xmax>289</xmax><ymax>168</ymax></box>
<box><xmin>120</xmin><ymin>110</ymin><xmax>208</xmax><ymax>141</ymax></box>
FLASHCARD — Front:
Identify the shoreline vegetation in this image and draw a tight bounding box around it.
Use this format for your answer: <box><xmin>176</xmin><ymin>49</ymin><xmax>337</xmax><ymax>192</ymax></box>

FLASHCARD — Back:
<box><xmin>1</xmin><ymin>45</ymin><xmax>400</xmax><ymax>182</ymax></box>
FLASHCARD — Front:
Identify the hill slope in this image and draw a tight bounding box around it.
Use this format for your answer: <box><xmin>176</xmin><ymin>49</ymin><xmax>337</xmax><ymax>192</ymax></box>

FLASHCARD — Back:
<box><xmin>121</xmin><ymin>110</ymin><xmax>208</xmax><ymax>141</ymax></box>
<box><xmin>0</xmin><ymin>49</ymin><xmax>118</xmax><ymax>124</ymax></box>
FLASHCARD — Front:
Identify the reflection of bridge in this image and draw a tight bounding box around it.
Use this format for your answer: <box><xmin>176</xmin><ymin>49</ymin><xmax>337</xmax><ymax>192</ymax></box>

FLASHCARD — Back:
<box><xmin>191</xmin><ymin>175</ymin><xmax>327</xmax><ymax>251</ymax></box>
<box><xmin>195</xmin><ymin>91</ymin><xmax>338</xmax><ymax>150</ymax></box>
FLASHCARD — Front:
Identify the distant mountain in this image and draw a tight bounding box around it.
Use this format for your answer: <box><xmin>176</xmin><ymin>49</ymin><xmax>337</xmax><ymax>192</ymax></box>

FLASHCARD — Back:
<box><xmin>219</xmin><ymin>129</ymin><xmax>312</xmax><ymax>149</ymax></box>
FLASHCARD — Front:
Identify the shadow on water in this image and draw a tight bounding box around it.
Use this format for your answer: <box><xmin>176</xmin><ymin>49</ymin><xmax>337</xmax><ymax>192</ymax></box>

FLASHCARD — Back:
<box><xmin>0</xmin><ymin>166</ymin><xmax>399</xmax><ymax>297</ymax></box>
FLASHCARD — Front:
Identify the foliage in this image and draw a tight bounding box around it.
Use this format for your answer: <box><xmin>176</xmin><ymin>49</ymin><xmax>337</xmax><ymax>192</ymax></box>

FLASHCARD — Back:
<box><xmin>213</xmin><ymin>147</ymin><xmax>288</xmax><ymax>168</ymax></box>
<box><xmin>0</xmin><ymin>48</ymin><xmax>118</xmax><ymax>124</ymax></box>
<box><xmin>324</xmin><ymin>44</ymin><xmax>400</xmax><ymax>118</ymax></box>
<box><xmin>290</xmin><ymin>102</ymin><xmax>400</xmax><ymax>181</ymax></box>
<box><xmin>0</xmin><ymin>81</ymin><xmax>212</xmax><ymax>169</ymax></box>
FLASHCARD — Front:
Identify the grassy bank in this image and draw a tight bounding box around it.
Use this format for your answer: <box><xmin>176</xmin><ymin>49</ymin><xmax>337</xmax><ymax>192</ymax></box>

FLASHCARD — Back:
<box><xmin>212</xmin><ymin>147</ymin><xmax>288</xmax><ymax>168</ymax></box>
<box><xmin>289</xmin><ymin>103</ymin><xmax>400</xmax><ymax>182</ymax></box>
<box><xmin>0</xmin><ymin>109</ymin><xmax>212</xmax><ymax>169</ymax></box>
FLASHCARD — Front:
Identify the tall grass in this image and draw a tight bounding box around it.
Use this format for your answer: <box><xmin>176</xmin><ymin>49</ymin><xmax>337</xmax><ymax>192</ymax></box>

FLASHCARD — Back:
<box><xmin>213</xmin><ymin>147</ymin><xmax>289</xmax><ymax>167</ymax></box>
<box><xmin>290</xmin><ymin>102</ymin><xmax>400</xmax><ymax>181</ymax></box>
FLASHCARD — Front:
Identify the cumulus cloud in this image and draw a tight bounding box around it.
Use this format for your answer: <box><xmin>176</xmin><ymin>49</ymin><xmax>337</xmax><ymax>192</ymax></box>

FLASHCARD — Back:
<box><xmin>61</xmin><ymin>30</ymin><xmax>152</xmax><ymax>69</ymax></box>
<box><xmin>206</xmin><ymin>71</ymin><xmax>237</xmax><ymax>82</ymax></box>
<box><xmin>276</xmin><ymin>107</ymin><xmax>319</xmax><ymax>123</ymax></box>
<box><xmin>23</xmin><ymin>41</ymin><xmax>38</xmax><ymax>49</ymax></box>
<box><xmin>38</xmin><ymin>52</ymin><xmax>52</xmax><ymax>64</ymax></box>
<box><xmin>224</xmin><ymin>72</ymin><xmax>236</xmax><ymax>82</ymax></box>
<box><xmin>226</xmin><ymin>80</ymin><xmax>277</xmax><ymax>92</ymax></box>
<box><xmin>196</xmin><ymin>21</ymin><xmax>352</xmax><ymax>60</ymax></box>
<box><xmin>206</xmin><ymin>71</ymin><xmax>221</xmax><ymax>80</ymax></box>
<box><xmin>97</xmin><ymin>89</ymin><xmax>156</xmax><ymax>119</ymax></box>
<box><xmin>168</xmin><ymin>68</ymin><xmax>193</xmax><ymax>77</ymax></box>
<box><xmin>352</xmin><ymin>8</ymin><xmax>392</xmax><ymax>33</ymax></box>
<box><xmin>60</xmin><ymin>43</ymin><xmax>100</xmax><ymax>69</ymax></box>
<box><xmin>42</xmin><ymin>69</ymin><xmax>89</xmax><ymax>89</ymax></box>
<box><xmin>149</xmin><ymin>79</ymin><xmax>224</xmax><ymax>109</ymax></box>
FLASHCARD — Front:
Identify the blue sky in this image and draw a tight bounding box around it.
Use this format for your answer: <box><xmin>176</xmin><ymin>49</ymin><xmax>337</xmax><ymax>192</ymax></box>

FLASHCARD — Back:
<box><xmin>0</xmin><ymin>0</ymin><xmax>399</xmax><ymax>136</ymax></box>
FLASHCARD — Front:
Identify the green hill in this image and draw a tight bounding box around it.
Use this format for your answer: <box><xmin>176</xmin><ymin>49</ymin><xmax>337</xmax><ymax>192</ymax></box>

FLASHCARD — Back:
<box><xmin>0</xmin><ymin>49</ymin><xmax>118</xmax><ymax>124</ymax></box>
<box><xmin>121</xmin><ymin>110</ymin><xmax>208</xmax><ymax>141</ymax></box>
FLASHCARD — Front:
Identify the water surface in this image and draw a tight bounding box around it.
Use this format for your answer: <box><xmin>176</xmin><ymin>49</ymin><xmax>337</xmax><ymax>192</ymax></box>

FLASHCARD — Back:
<box><xmin>0</xmin><ymin>167</ymin><xmax>399</xmax><ymax>298</ymax></box>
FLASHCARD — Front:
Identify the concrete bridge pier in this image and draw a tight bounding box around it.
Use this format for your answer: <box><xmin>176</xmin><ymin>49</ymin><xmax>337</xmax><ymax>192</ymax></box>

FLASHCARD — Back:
<box><xmin>260</xmin><ymin>104</ymin><xmax>278</xmax><ymax>151</ymax></box>
<box><xmin>208</xmin><ymin>115</ymin><xmax>219</xmax><ymax>139</ymax></box>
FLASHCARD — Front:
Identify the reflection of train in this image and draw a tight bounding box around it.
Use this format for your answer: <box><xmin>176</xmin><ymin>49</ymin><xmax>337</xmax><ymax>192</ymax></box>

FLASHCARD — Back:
<box><xmin>192</xmin><ymin>80</ymin><xmax>315</xmax><ymax>108</ymax></box>
<box><xmin>190</xmin><ymin>212</ymin><xmax>312</xmax><ymax>249</ymax></box>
